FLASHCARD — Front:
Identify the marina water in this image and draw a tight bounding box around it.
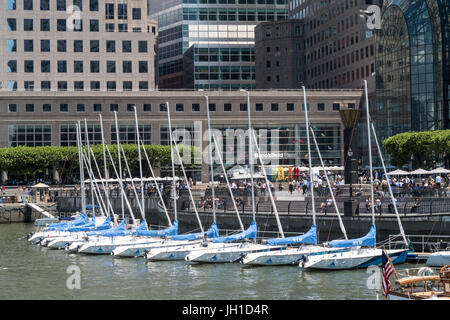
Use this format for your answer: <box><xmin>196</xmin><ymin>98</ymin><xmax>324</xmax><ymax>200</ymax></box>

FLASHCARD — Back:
<box><xmin>0</xmin><ymin>223</ymin><xmax>420</xmax><ymax>300</ymax></box>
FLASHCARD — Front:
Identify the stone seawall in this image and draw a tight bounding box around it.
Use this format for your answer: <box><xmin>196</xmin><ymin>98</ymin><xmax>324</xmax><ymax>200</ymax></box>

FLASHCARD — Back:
<box><xmin>0</xmin><ymin>203</ymin><xmax>57</xmax><ymax>223</ymax></box>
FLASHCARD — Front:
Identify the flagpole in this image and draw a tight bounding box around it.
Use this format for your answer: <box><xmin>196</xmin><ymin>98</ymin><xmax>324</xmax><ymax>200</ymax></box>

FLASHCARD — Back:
<box><xmin>382</xmin><ymin>245</ymin><xmax>400</xmax><ymax>281</ymax></box>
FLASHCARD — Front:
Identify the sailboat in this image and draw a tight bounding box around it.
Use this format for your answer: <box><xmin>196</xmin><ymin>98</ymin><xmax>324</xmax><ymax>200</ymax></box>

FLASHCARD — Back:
<box><xmin>242</xmin><ymin>87</ymin><xmax>348</xmax><ymax>266</ymax></box>
<box><xmin>184</xmin><ymin>92</ymin><xmax>285</xmax><ymax>263</ymax></box>
<box><xmin>301</xmin><ymin>80</ymin><xmax>409</xmax><ymax>270</ymax></box>
<box><xmin>112</xmin><ymin>102</ymin><xmax>221</xmax><ymax>257</ymax></box>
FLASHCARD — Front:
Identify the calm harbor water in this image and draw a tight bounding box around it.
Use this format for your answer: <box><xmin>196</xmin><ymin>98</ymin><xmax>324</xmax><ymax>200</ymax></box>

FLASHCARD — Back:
<box><xmin>0</xmin><ymin>223</ymin><xmax>421</xmax><ymax>300</ymax></box>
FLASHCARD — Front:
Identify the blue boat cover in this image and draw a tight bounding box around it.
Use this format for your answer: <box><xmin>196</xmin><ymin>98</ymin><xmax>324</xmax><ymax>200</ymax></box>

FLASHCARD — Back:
<box><xmin>135</xmin><ymin>220</ymin><xmax>178</xmax><ymax>237</ymax></box>
<box><xmin>66</xmin><ymin>216</ymin><xmax>112</xmax><ymax>232</ymax></box>
<box><xmin>86</xmin><ymin>219</ymin><xmax>126</xmax><ymax>237</ymax></box>
<box><xmin>328</xmin><ymin>225</ymin><xmax>376</xmax><ymax>248</ymax></box>
<box><xmin>171</xmin><ymin>222</ymin><xmax>219</xmax><ymax>241</ymax></box>
<box><xmin>86</xmin><ymin>204</ymin><xmax>100</xmax><ymax>210</ymax></box>
<box><xmin>212</xmin><ymin>220</ymin><xmax>257</xmax><ymax>243</ymax></box>
<box><xmin>48</xmin><ymin>213</ymin><xmax>87</xmax><ymax>230</ymax></box>
<box><xmin>266</xmin><ymin>224</ymin><xmax>317</xmax><ymax>246</ymax></box>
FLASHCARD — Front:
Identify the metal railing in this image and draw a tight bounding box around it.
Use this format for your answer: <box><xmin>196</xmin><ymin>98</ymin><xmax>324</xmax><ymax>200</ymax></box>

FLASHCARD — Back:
<box><xmin>388</xmin><ymin>234</ymin><xmax>450</xmax><ymax>253</ymax></box>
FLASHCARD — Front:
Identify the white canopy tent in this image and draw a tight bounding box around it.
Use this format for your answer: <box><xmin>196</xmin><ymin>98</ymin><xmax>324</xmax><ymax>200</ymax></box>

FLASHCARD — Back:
<box><xmin>387</xmin><ymin>169</ymin><xmax>409</xmax><ymax>175</ymax></box>
<box><xmin>409</xmin><ymin>168</ymin><xmax>431</xmax><ymax>175</ymax></box>
<box><xmin>429</xmin><ymin>167</ymin><xmax>450</xmax><ymax>174</ymax></box>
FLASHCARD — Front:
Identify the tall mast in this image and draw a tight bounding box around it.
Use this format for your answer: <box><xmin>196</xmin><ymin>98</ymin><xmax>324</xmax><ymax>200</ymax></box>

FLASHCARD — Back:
<box><xmin>133</xmin><ymin>106</ymin><xmax>145</xmax><ymax>223</ymax></box>
<box><xmin>114</xmin><ymin>111</ymin><xmax>125</xmax><ymax>220</ymax></box>
<box><xmin>364</xmin><ymin>80</ymin><xmax>376</xmax><ymax>227</ymax></box>
<box><xmin>76</xmin><ymin>121</ymin><xmax>86</xmax><ymax>214</ymax></box>
<box><xmin>83</xmin><ymin>119</ymin><xmax>95</xmax><ymax>217</ymax></box>
<box><xmin>166</xmin><ymin>102</ymin><xmax>178</xmax><ymax>222</ymax></box>
<box><xmin>212</xmin><ymin>135</ymin><xmax>245</xmax><ymax>232</ymax></box>
<box><xmin>98</xmin><ymin>115</ymin><xmax>111</xmax><ymax>217</ymax></box>
<box><xmin>302</xmin><ymin>87</ymin><xmax>316</xmax><ymax>226</ymax></box>
<box><xmin>246</xmin><ymin>91</ymin><xmax>256</xmax><ymax>222</ymax></box>
<box><xmin>370</xmin><ymin>122</ymin><xmax>408</xmax><ymax>246</ymax></box>
<box><xmin>205</xmin><ymin>95</ymin><xmax>216</xmax><ymax>223</ymax></box>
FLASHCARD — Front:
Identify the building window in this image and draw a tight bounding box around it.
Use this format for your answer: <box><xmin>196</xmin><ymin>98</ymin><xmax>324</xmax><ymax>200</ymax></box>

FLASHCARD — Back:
<box><xmin>105</xmin><ymin>23</ymin><xmax>114</xmax><ymax>32</ymax></box>
<box><xmin>90</xmin><ymin>61</ymin><xmax>100</xmax><ymax>73</ymax></box>
<box><xmin>57</xmin><ymin>60</ymin><xmax>67</xmax><ymax>73</ymax></box>
<box><xmin>126</xmin><ymin>104</ymin><xmax>135</xmax><ymax>112</ymax></box>
<box><xmin>107</xmin><ymin>82</ymin><xmax>116</xmax><ymax>91</ymax></box>
<box><xmin>41</xmin><ymin>60</ymin><xmax>50</xmax><ymax>73</ymax></box>
<box><xmin>122</xmin><ymin>40</ymin><xmax>132</xmax><ymax>53</ymax></box>
<box><xmin>89</xmin><ymin>0</ymin><xmax>99</xmax><ymax>11</ymax></box>
<box><xmin>139</xmin><ymin>61</ymin><xmax>148</xmax><ymax>73</ymax></box>
<box><xmin>41</xmin><ymin>39</ymin><xmax>50</xmax><ymax>52</ymax></box>
<box><xmin>24</xmin><ymin>60</ymin><xmax>34</xmax><ymax>73</ymax></box>
<box><xmin>111</xmin><ymin>125</ymin><xmax>152</xmax><ymax>145</ymax></box>
<box><xmin>76</xmin><ymin>104</ymin><xmax>85</xmax><ymax>112</ymax></box>
<box><xmin>192</xmin><ymin>103</ymin><xmax>200</xmax><ymax>112</ymax></box>
<box><xmin>8</xmin><ymin>104</ymin><xmax>17</xmax><ymax>113</ymax></box>
<box><xmin>8</xmin><ymin>81</ymin><xmax>18</xmax><ymax>91</ymax></box>
<box><xmin>348</xmin><ymin>103</ymin><xmax>355</xmax><ymax>109</ymax></box>
<box><xmin>239</xmin><ymin>103</ymin><xmax>247</xmax><ymax>112</ymax></box>
<box><xmin>74</xmin><ymin>61</ymin><xmax>83</xmax><ymax>73</ymax></box>
<box><xmin>57</xmin><ymin>0</ymin><xmax>66</xmax><ymax>11</ymax></box>
<box><xmin>271</xmin><ymin>103</ymin><xmax>279</xmax><ymax>112</ymax></box>
<box><xmin>57</xmin><ymin>19</ymin><xmax>66</xmax><ymax>31</ymax></box>
<box><xmin>7</xmin><ymin>18</ymin><xmax>17</xmax><ymax>31</ymax></box>
<box><xmin>106</xmin><ymin>61</ymin><xmax>116</xmax><ymax>73</ymax></box>
<box><xmin>24</xmin><ymin>19</ymin><xmax>33</xmax><ymax>31</ymax></box>
<box><xmin>24</xmin><ymin>0</ymin><xmax>33</xmax><ymax>10</ymax></box>
<box><xmin>74</xmin><ymin>40</ymin><xmax>83</xmax><ymax>52</ymax></box>
<box><xmin>122</xmin><ymin>61</ymin><xmax>132</xmax><ymax>73</ymax></box>
<box><xmin>106</xmin><ymin>40</ymin><xmax>115</xmax><ymax>52</ymax></box>
<box><xmin>332</xmin><ymin>103</ymin><xmax>340</xmax><ymax>111</ymax></box>
<box><xmin>41</xmin><ymin>81</ymin><xmax>51</xmax><ymax>91</ymax></box>
<box><xmin>160</xmin><ymin>103</ymin><xmax>167</xmax><ymax>112</ymax></box>
<box><xmin>90</xmin><ymin>19</ymin><xmax>99</xmax><ymax>32</ymax></box>
<box><xmin>138</xmin><ymin>41</ymin><xmax>147</xmax><ymax>53</ymax></box>
<box><xmin>317</xmin><ymin>103</ymin><xmax>326</xmax><ymax>112</ymax></box>
<box><xmin>40</xmin><ymin>0</ymin><xmax>50</xmax><ymax>10</ymax></box>
<box><xmin>123</xmin><ymin>81</ymin><xmax>132</xmax><ymax>91</ymax></box>
<box><xmin>132</xmin><ymin>8</ymin><xmax>141</xmax><ymax>20</ymax></box>
<box><xmin>7</xmin><ymin>0</ymin><xmax>17</xmax><ymax>10</ymax></box>
<box><xmin>74</xmin><ymin>81</ymin><xmax>84</xmax><ymax>91</ymax></box>
<box><xmin>287</xmin><ymin>103</ymin><xmax>294</xmax><ymax>112</ymax></box>
<box><xmin>118</xmin><ymin>4</ymin><xmax>128</xmax><ymax>19</ymax></box>
<box><xmin>176</xmin><ymin>103</ymin><xmax>184</xmax><ymax>112</ymax></box>
<box><xmin>93</xmin><ymin>104</ymin><xmax>102</xmax><ymax>112</ymax></box>
<box><xmin>90</xmin><ymin>40</ymin><xmax>99</xmax><ymax>52</ymax></box>
<box><xmin>40</xmin><ymin>19</ymin><xmax>50</xmax><ymax>31</ymax></box>
<box><xmin>60</xmin><ymin>124</ymin><xmax>101</xmax><ymax>146</ymax></box>
<box><xmin>143</xmin><ymin>104</ymin><xmax>152</xmax><ymax>112</ymax></box>
<box><xmin>73</xmin><ymin>0</ymin><xmax>82</xmax><ymax>10</ymax></box>
<box><xmin>118</xmin><ymin>24</ymin><xmax>128</xmax><ymax>32</ymax></box>
<box><xmin>302</xmin><ymin>104</ymin><xmax>310</xmax><ymax>111</ymax></box>
<box><xmin>7</xmin><ymin>60</ymin><xmax>17</xmax><ymax>73</ymax></box>
<box><xmin>24</xmin><ymin>81</ymin><xmax>34</xmax><ymax>91</ymax></box>
<box><xmin>24</xmin><ymin>39</ymin><xmax>34</xmax><ymax>52</ymax></box>
<box><xmin>58</xmin><ymin>81</ymin><xmax>67</xmax><ymax>91</ymax></box>
<box><xmin>139</xmin><ymin>81</ymin><xmax>148</xmax><ymax>91</ymax></box>
<box><xmin>59</xmin><ymin>104</ymin><xmax>69</xmax><ymax>112</ymax></box>
<box><xmin>42</xmin><ymin>104</ymin><xmax>51</xmax><ymax>113</ymax></box>
<box><xmin>9</xmin><ymin>125</ymin><xmax>52</xmax><ymax>147</ymax></box>
<box><xmin>209</xmin><ymin>104</ymin><xmax>216</xmax><ymax>112</ymax></box>
<box><xmin>57</xmin><ymin>40</ymin><xmax>67</xmax><ymax>52</ymax></box>
<box><xmin>224</xmin><ymin>103</ymin><xmax>232</xmax><ymax>112</ymax></box>
<box><xmin>26</xmin><ymin>104</ymin><xmax>35</xmax><ymax>112</ymax></box>
<box><xmin>110</xmin><ymin>104</ymin><xmax>119</xmax><ymax>112</ymax></box>
<box><xmin>255</xmin><ymin>103</ymin><xmax>264</xmax><ymax>112</ymax></box>
<box><xmin>90</xmin><ymin>81</ymin><xmax>100</xmax><ymax>91</ymax></box>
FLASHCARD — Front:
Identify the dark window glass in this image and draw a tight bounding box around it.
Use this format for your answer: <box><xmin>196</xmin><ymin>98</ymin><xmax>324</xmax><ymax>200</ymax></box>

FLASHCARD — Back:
<box><xmin>107</xmin><ymin>61</ymin><xmax>116</xmax><ymax>73</ymax></box>
<box><xmin>122</xmin><ymin>61</ymin><xmax>132</xmax><ymax>73</ymax></box>
<box><xmin>224</xmin><ymin>103</ymin><xmax>232</xmax><ymax>112</ymax></box>
<box><xmin>271</xmin><ymin>103</ymin><xmax>279</xmax><ymax>111</ymax></box>
<box><xmin>89</xmin><ymin>0</ymin><xmax>98</xmax><ymax>11</ymax></box>
<box><xmin>110</xmin><ymin>104</ymin><xmax>119</xmax><ymax>112</ymax></box>
<box><xmin>24</xmin><ymin>81</ymin><xmax>34</xmax><ymax>91</ymax></box>
<box><xmin>132</xmin><ymin>8</ymin><xmax>141</xmax><ymax>20</ymax></box>
<box><xmin>139</xmin><ymin>81</ymin><xmax>148</xmax><ymax>91</ymax></box>
<box><xmin>239</xmin><ymin>103</ymin><xmax>247</xmax><ymax>111</ymax></box>
<box><xmin>24</xmin><ymin>60</ymin><xmax>34</xmax><ymax>73</ymax></box>
<box><xmin>57</xmin><ymin>40</ymin><xmax>67</xmax><ymax>52</ymax></box>
<box><xmin>74</xmin><ymin>82</ymin><xmax>84</xmax><ymax>91</ymax></box>
<box><xmin>176</xmin><ymin>103</ymin><xmax>184</xmax><ymax>112</ymax></box>
<box><xmin>74</xmin><ymin>61</ymin><xmax>83</xmax><ymax>73</ymax></box>
<box><xmin>90</xmin><ymin>61</ymin><xmax>99</xmax><ymax>73</ymax></box>
<box><xmin>90</xmin><ymin>40</ymin><xmax>99</xmax><ymax>52</ymax></box>
<box><xmin>26</xmin><ymin>104</ymin><xmax>35</xmax><ymax>112</ymax></box>
<box><xmin>209</xmin><ymin>104</ymin><xmax>216</xmax><ymax>112</ymax></box>
<box><xmin>57</xmin><ymin>60</ymin><xmax>67</xmax><ymax>73</ymax></box>
<box><xmin>76</xmin><ymin>103</ymin><xmax>85</xmax><ymax>112</ymax></box>
<box><xmin>24</xmin><ymin>19</ymin><xmax>33</xmax><ymax>31</ymax></box>
<box><xmin>93</xmin><ymin>104</ymin><xmax>102</xmax><ymax>112</ymax></box>
<box><xmin>24</xmin><ymin>39</ymin><xmax>33</xmax><ymax>52</ymax></box>
<box><xmin>143</xmin><ymin>104</ymin><xmax>152</xmax><ymax>112</ymax></box>
<box><xmin>57</xmin><ymin>81</ymin><xmax>67</xmax><ymax>91</ymax></box>
<box><xmin>40</xmin><ymin>0</ymin><xmax>50</xmax><ymax>10</ymax></box>
<box><xmin>57</xmin><ymin>0</ymin><xmax>66</xmax><ymax>11</ymax></box>
<box><xmin>41</xmin><ymin>39</ymin><xmax>50</xmax><ymax>52</ymax></box>
<box><xmin>317</xmin><ymin>103</ymin><xmax>325</xmax><ymax>111</ymax></box>
<box><xmin>41</xmin><ymin>60</ymin><xmax>50</xmax><ymax>72</ymax></box>
<box><xmin>43</xmin><ymin>104</ymin><xmax>51</xmax><ymax>112</ymax></box>
<box><xmin>287</xmin><ymin>103</ymin><xmax>294</xmax><ymax>111</ymax></box>
<box><xmin>74</xmin><ymin>40</ymin><xmax>83</xmax><ymax>52</ymax></box>
<box><xmin>106</xmin><ymin>40</ymin><xmax>115</xmax><ymax>52</ymax></box>
<box><xmin>41</xmin><ymin>81</ymin><xmax>51</xmax><ymax>91</ymax></box>
<box><xmin>122</xmin><ymin>40</ymin><xmax>132</xmax><ymax>52</ymax></box>
<box><xmin>138</xmin><ymin>41</ymin><xmax>147</xmax><ymax>52</ymax></box>
<box><xmin>8</xmin><ymin>104</ymin><xmax>18</xmax><ymax>112</ymax></box>
<box><xmin>139</xmin><ymin>61</ymin><xmax>148</xmax><ymax>73</ymax></box>
<box><xmin>7</xmin><ymin>18</ymin><xmax>17</xmax><ymax>31</ymax></box>
<box><xmin>57</xmin><ymin>19</ymin><xmax>66</xmax><ymax>31</ymax></box>
<box><xmin>91</xmin><ymin>82</ymin><xmax>100</xmax><ymax>91</ymax></box>
<box><xmin>7</xmin><ymin>60</ymin><xmax>17</xmax><ymax>73</ymax></box>
<box><xmin>24</xmin><ymin>0</ymin><xmax>33</xmax><ymax>10</ymax></box>
<box><xmin>40</xmin><ymin>19</ymin><xmax>50</xmax><ymax>31</ymax></box>
<box><xmin>123</xmin><ymin>82</ymin><xmax>132</xmax><ymax>91</ymax></box>
<box><xmin>192</xmin><ymin>103</ymin><xmax>200</xmax><ymax>112</ymax></box>
<box><xmin>90</xmin><ymin>19</ymin><xmax>99</xmax><ymax>32</ymax></box>
<box><xmin>107</xmin><ymin>82</ymin><xmax>116</xmax><ymax>91</ymax></box>
<box><xmin>59</xmin><ymin>104</ymin><xmax>69</xmax><ymax>112</ymax></box>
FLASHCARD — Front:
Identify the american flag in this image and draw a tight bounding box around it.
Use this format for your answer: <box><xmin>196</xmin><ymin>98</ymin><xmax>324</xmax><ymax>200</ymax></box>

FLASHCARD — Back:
<box><xmin>381</xmin><ymin>250</ymin><xmax>393</xmax><ymax>297</ymax></box>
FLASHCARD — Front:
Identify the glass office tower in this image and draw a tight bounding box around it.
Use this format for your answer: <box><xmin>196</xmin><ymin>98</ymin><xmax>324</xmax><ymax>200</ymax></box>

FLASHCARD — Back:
<box><xmin>149</xmin><ymin>0</ymin><xmax>289</xmax><ymax>90</ymax></box>
<box><xmin>375</xmin><ymin>0</ymin><xmax>449</xmax><ymax>159</ymax></box>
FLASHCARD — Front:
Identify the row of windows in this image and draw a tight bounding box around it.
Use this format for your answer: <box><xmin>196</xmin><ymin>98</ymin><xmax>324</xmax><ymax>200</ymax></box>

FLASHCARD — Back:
<box><xmin>183</xmin><ymin>0</ymin><xmax>288</xmax><ymax>4</ymax></box>
<box><xmin>5</xmin><ymin>81</ymin><xmax>150</xmax><ymax>92</ymax></box>
<box><xmin>6</xmin><ymin>102</ymin><xmax>353</xmax><ymax>113</ymax></box>
<box><xmin>307</xmin><ymin>64</ymin><xmax>375</xmax><ymax>89</ymax></box>
<box><xmin>5</xmin><ymin>18</ymin><xmax>141</xmax><ymax>33</ymax></box>
<box><xmin>5</xmin><ymin>39</ymin><xmax>150</xmax><ymax>53</ymax></box>
<box><xmin>7</xmin><ymin>60</ymin><xmax>149</xmax><ymax>73</ymax></box>
<box><xmin>182</xmin><ymin>8</ymin><xmax>288</xmax><ymax>22</ymax></box>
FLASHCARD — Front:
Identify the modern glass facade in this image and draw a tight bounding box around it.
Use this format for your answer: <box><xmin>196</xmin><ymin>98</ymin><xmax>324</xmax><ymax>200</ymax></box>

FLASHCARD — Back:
<box><xmin>375</xmin><ymin>0</ymin><xmax>449</xmax><ymax>163</ymax></box>
<box><xmin>150</xmin><ymin>0</ymin><xmax>288</xmax><ymax>89</ymax></box>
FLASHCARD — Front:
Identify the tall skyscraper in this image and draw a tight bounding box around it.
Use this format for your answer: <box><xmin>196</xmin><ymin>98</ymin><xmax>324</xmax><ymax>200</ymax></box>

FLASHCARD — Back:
<box><xmin>1</xmin><ymin>0</ymin><xmax>158</xmax><ymax>93</ymax></box>
<box><xmin>149</xmin><ymin>0</ymin><xmax>289</xmax><ymax>90</ymax></box>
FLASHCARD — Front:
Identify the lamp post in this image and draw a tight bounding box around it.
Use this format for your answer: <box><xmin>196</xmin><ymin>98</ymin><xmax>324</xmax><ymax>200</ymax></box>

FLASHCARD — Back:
<box><xmin>339</xmin><ymin>109</ymin><xmax>360</xmax><ymax>217</ymax></box>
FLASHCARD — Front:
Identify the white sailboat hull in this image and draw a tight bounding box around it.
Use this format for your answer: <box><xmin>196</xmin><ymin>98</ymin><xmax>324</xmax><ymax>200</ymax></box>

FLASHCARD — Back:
<box><xmin>301</xmin><ymin>248</ymin><xmax>408</xmax><ymax>270</ymax></box>
<box><xmin>426</xmin><ymin>251</ymin><xmax>450</xmax><ymax>267</ymax></box>
<box><xmin>242</xmin><ymin>245</ymin><xmax>341</xmax><ymax>266</ymax></box>
<box><xmin>145</xmin><ymin>242</ymin><xmax>233</xmax><ymax>261</ymax></box>
<box><xmin>111</xmin><ymin>239</ymin><xmax>199</xmax><ymax>257</ymax></box>
<box><xmin>185</xmin><ymin>243</ymin><xmax>279</xmax><ymax>263</ymax></box>
<box><xmin>77</xmin><ymin>236</ymin><xmax>161</xmax><ymax>254</ymax></box>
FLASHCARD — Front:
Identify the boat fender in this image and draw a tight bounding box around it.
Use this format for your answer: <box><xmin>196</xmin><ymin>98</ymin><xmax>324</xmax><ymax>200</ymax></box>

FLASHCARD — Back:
<box><xmin>26</xmin><ymin>232</ymin><xmax>34</xmax><ymax>239</ymax></box>
<box><xmin>236</xmin><ymin>253</ymin><xmax>247</xmax><ymax>263</ymax></box>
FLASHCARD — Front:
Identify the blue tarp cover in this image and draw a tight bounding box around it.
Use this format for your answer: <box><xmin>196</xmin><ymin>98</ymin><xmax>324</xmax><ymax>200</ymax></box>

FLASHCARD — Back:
<box><xmin>67</xmin><ymin>216</ymin><xmax>112</xmax><ymax>232</ymax></box>
<box><xmin>328</xmin><ymin>225</ymin><xmax>376</xmax><ymax>248</ymax></box>
<box><xmin>48</xmin><ymin>213</ymin><xmax>87</xmax><ymax>230</ymax></box>
<box><xmin>212</xmin><ymin>220</ymin><xmax>257</xmax><ymax>243</ymax></box>
<box><xmin>135</xmin><ymin>220</ymin><xmax>178</xmax><ymax>237</ymax></box>
<box><xmin>86</xmin><ymin>219</ymin><xmax>126</xmax><ymax>237</ymax></box>
<box><xmin>266</xmin><ymin>224</ymin><xmax>317</xmax><ymax>246</ymax></box>
<box><xmin>171</xmin><ymin>222</ymin><xmax>219</xmax><ymax>241</ymax></box>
